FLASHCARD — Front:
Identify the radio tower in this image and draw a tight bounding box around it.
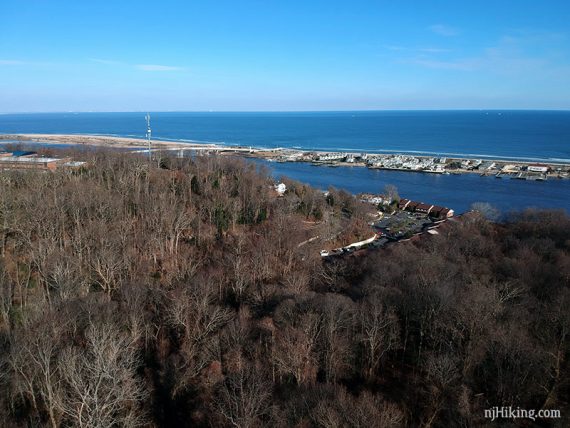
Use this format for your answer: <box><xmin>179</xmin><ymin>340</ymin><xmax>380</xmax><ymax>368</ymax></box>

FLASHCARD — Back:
<box><xmin>145</xmin><ymin>113</ymin><xmax>152</xmax><ymax>160</ymax></box>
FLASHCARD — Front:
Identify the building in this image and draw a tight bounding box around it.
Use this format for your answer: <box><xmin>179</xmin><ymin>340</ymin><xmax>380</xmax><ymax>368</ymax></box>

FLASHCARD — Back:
<box><xmin>430</xmin><ymin>206</ymin><xmax>455</xmax><ymax>218</ymax></box>
<box><xmin>407</xmin><ymin>201</ymin><xmax>420</xmax><ymax>211</ymax></box>
<box><xmin>360</xmin><ymin>194</ymin><xmax>386</xmax><ymax>205</ymax></box>
<box><xmin>0</xmin><ymin>151</ymin><xmax>86</xmax><ymax>171</ymax></box>
<box><xmin>274</xmin><ymin>182</ymin><xmax>287</xmax><ymax>196</ymax></box>
<box><xmin>399</xmin><ymin>198</ymin><xmax>454</xmax><ymax>218</ymax></box>
<box><xmin>502</xmin><ymin>164</ymin><xmax>519</xmax><ymax>172</ymax></box>
<box><xmin>317</xmin><ymin>153</ymin><xmax>346</xmax><ymax>162</ymax></box>
<box><xmin>398</xmin><ymin>198</ymin><xmax>411</xmax><ymax>210</ymax></box>
<box><xmin>62</xmin><ymin>161</ymin><xmax>88</xmax><ymax>169</ymax></box>
<box><xmin>527</xmin><ymin>164</ymin><xmax>549</xmax><ymax>173</ymax></box>
<box><xmin>415</xmin><ymin>203</ymin><xmax>434</xmax><ymax>214</ymax></box>
<box><xmin>0</xmin><ymin>156</ymin><xmax>64</xmax><ymax>171</ymax></box>
<box><xmin>478</xmin><ymin>161</ymin><xmax>496</xmax><ymax>171</ymax></box>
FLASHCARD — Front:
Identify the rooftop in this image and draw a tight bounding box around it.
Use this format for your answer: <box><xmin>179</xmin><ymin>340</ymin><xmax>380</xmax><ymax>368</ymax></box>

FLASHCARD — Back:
<box><xmin>0</xmin><ymin>156</ymin><xmax>62</xmax><ymax>163</ymax></box>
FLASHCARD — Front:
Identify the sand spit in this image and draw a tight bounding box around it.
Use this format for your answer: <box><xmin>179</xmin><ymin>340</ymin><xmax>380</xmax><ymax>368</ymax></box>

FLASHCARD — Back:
<box><xmin>0</xmin><ymin>133</ymin><xmax>218</xmax><ymax>149</ymax></box>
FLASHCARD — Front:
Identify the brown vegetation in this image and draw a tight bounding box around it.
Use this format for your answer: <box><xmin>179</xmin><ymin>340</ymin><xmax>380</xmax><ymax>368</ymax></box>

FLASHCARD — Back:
<box><xmin>0</xmin><ymin>150</ymin><xmax>568</xmax><ymax>427</ymax></box>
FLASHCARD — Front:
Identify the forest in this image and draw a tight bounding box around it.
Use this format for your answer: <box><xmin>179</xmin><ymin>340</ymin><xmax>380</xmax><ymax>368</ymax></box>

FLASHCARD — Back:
<box><xmin>0</xmin><ymin>149</ymin><xmax>568</xmax><ymax>427</ymax></box>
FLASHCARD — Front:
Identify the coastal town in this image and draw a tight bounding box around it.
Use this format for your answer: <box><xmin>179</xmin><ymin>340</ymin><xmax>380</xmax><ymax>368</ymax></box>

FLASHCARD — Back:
<box><xmin>1</xmin><ymin>133</ymin><xmax>568</xmax><ymax>180</ymax></box>
<box><xmin>272</xmin><ymin>150</ymin><xmax>569</xmax><ymax>180</ymax></box>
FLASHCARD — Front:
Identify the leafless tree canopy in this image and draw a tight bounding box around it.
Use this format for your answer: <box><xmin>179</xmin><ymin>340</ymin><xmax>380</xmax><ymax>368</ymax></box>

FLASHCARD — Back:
<box><xmin>0</xmin><ymin>148</ymin><xmax>568</xmax><ymax>427</ymax></box>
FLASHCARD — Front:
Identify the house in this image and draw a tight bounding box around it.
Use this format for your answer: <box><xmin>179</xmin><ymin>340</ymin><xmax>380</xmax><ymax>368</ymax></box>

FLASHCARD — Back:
<box><xmin>478</xmin><ymin>161</ymin><xmax>496</xmax><ymax>171</ymax></box>
<box><xmin>502</xmin><ymin>164</ymin><xmax>518</xmax><ymax>172</ymax></box>
<box><xmin>406</xmin><ymin>201</ymin><xmax>420</xmax><ymax>211</ymax></box>
<box><xmin>317</xmin><ymin>153</ymin><xmax>346</xmax><ymax>162</ymax></box>
<box><xmin>398</xmin><ymin>198</ymin><xmax>411</xmax><ymax>210</ymax></box>
<box><xmin>430</xmin><ymin>206</ymin><xmax>455</xmax><ymax>218</ymax></box>
<box><xmin>415</xmin><ymin>203</ymin><xmax>434</xmax><ymax>214</ymax></box>
<box><xmin>430</xmin><ymin>206</ymin><xmax>445</xmax><ymax>218</ymax></box>
<box><xmin>274</xmin><ymin>182</ymin><xmax>287</xmax><ymax>196</ymax></box>
<box><xmin>527</xmin><ymin>164</ymin><xmax>549</xmax><ymax>173</ymax></box>
<box><xmin>360</xmin><ymin>194</ymin><xmax>386</xmax><ymax>205</ymax></box>
<box><xmin>399</xmin><ymin>198</ymin><xmax>454</xmax><ymax>218</ymax></box>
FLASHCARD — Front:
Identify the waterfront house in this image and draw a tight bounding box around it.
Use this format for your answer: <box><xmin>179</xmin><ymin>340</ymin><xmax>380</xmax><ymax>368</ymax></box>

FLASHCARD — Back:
<box><xmin>430</xmin><ymin>206</ymin><xmax>455</xmax><ymax>218</ymax></box>
<box><xmin>527</xmin><ymin>164</ymin><xmax>549</xmax><ymax>173</ymax></box>
<box><xmin>398</xmin><ymin>198</ymin><xmax>411</xmax><ymax>210</ymax></box>
<box><xmin>415</xmin><ymin>203</ymin><xmax>434</xmax><ymax>214</ymax></box>
<box><xmin>317</xmin><ymin>153</ymin><xmax>346</xmax><ymax>162</ymax></box>
<box><xmin>406</xmin><ymin>201</ymin><xmax>421</xmax><ymax>211</ymax></box>
<box><xmin>399</xmin><ymin>198</ymin><xmax>453</xmax><ymax>218</ymax></box>
<box><xmin>478</xmin><ymin>161</ymin><xmax>496</xmax><ymax>171</ymax></box>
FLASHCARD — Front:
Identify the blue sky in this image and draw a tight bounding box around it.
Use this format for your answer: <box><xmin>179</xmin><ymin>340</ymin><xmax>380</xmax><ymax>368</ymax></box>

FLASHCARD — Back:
<box><xmin>1</xmin><ymin>0</ymin><xmax>569</xmax><ymax>112</ymax></box>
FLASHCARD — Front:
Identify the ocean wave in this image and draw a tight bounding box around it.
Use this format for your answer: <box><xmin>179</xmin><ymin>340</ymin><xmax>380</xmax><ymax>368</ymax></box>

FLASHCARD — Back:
<box><xmin>154</xmin><ymin>136</ymin><xmax>226</xmax><ymax>145</ymax></box>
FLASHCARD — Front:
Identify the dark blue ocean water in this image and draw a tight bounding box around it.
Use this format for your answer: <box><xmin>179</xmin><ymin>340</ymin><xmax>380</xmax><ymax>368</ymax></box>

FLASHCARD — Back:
<box><xmin>1</xmin><ymin>111</ymin><xmax>569</xmax><ymax>213</ymax></box>
<box><xmin>2</xmin><ymin>111</ymin><xmax>570</xmax><ymax>161</ymax></box>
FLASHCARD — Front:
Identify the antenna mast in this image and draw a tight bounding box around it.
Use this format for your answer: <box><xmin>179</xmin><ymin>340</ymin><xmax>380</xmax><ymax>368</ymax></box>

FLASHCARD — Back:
<box><xmin>145</xmin><ymin>113</ymin><xmax>152</xmax><ymax>160</ymax></box>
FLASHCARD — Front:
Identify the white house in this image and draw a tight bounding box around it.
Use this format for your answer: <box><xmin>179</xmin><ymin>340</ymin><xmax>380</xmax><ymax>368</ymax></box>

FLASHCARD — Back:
<box><xmin>274</xmin><ymin>183</ymin><xmax>287</xmax><ymax>196</ymax></box>
<box><xmin>527</xmin><ymin>164</ymin><xmax>549</xmax><ymax>173</ymax></box>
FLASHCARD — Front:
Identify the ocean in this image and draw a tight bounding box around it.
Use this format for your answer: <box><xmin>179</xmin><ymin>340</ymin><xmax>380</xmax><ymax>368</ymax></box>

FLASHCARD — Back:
<box><xmin>1</xmin><ymin>111</ymin><xmax>569</xmax><ymax>214</ymax></box>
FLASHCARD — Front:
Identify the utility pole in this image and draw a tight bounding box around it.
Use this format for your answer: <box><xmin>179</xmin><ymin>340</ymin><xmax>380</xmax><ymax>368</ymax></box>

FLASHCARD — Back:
<box><xmin>145</xmin><ymin>113</ymin><xmax>152</xmax><ymax>161</ymax></box>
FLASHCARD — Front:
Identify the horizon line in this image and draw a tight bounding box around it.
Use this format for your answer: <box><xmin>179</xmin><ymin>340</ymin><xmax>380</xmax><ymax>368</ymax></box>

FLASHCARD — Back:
<box><xmin>2</xmin><ymin>108</ymin><xmax>570</xmax><ymax>115</ymax></box>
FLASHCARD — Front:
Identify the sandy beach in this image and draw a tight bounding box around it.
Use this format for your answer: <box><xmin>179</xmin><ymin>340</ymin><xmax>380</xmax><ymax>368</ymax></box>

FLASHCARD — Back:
<box><xmin>0</xmin><ymin>133</ymin><xmax>215</xmax><ymax>149</ymax></box>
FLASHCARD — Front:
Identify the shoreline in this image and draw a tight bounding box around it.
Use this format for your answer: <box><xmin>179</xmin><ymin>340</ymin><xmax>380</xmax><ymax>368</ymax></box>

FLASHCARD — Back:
<box><xmin>0</xmin><ymin>133</ymin><xmax>218</xmax><ymax>149</ymax></box>
<box><xmin>1</xmin><ymin>133</ymin><xmax>569</xmax><ymax>179</ymax></box>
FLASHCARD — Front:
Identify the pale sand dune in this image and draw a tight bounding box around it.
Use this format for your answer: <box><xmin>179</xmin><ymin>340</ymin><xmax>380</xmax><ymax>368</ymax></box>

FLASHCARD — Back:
<box><xmin>0</xmin><ymin>133</ymin><xmax>219</xmax><ymax>149</ymax></box>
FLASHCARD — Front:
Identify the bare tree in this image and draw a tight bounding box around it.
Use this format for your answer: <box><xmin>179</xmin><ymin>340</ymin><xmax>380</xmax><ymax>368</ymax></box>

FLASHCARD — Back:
<box><xmin>359</xmin><ymin>298</ymin><xmax>400</xmax><ymax>380</ymax></box>
<box><xmin>383</xmin><ymin>184</ymin><xmax>399</xmax><ymax>204</ymax></box>
<box><xmin>273</xmin><ymin>326</ymin><xmax>317</xmax><ymax>385</ymax></box>
<box><xmin>0</xmin><ymin>261</ymin><xmax>12</xmax><ymax>333</ymax></box>
<box><xmin>9</xmin><ymin>317</ymin><xmax>68</xmax><ymax>428</ymax></box>
<box><xmin>167</xmin><ymin>283</ymin><xmax>233</xmax><ymax>395</ymax></box>
<box><xmin>59</xmin><ymin>321</ymin><xmax>148</xmax><ymax>428</ymax></box>
<box><xmin>311</xmin><ymin>386</ymin><xmax>405</xmax><ymax>428</ymax></box>
<box><xmin>422</xmin><ymin>353</ymin><xmax>460</xmax><ymax>428</ymax></box>
<box><xmin>214</xmin><ymin>365</ymin><xmax>271</xmax><ymax>428</ymax></box>
<box><xmin>319</xmin><ymin>295</ymin><xmax>356</xmax><ymax>383</ymax></box>
<box><xmin>225</xmin><ymin>234</ymin><xmax>252</xmax><ymax>301</ymax></box>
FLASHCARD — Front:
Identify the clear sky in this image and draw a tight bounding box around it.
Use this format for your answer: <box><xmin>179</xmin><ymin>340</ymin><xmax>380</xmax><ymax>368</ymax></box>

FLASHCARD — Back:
<box><xmin>1</xmin><ymin>0</ymin><xmax>569</xmax><ymax>112</ymax></box>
